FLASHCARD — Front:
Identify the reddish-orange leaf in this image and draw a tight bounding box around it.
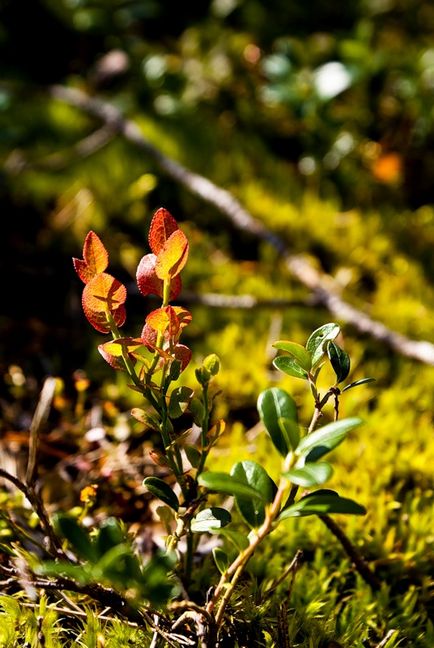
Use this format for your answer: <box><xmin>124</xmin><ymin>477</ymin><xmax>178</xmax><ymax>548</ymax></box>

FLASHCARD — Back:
<box><xmin>141</xmin><ymin>322</ymin><xmax>158</xmax><ymax>350</ymax></box>
<box><xmin>83</xmin><ymin>301</ymin><xmax>126</xmax><ymax>333</ymax></box>
<box><xmin>173</xmin><ymin>344</ymin><xmax>192</xmax><ymax>371</ymax></box>
<box><xmin>99</xmin><ymin>338</ymin><xmax>143</xmax><ymax>358</ymax></box>
<box><xmin>136</xmin><ymin>253</ymin><xmax>182</xmax><ymax>300</ymax></box>
<box><xmin>83</xmin><ymin>231</ymin><xmax>109</xmax><ymax>275</ymax></box>
<box><xmin>171</xmin><ymin>306</ymin><xmax>192</xmax><ymax>330</ymax></box>
<box><xmin>148</xmin><ymin>208</ymin><xmax>179</xmax><ymax>254</ymax></box>
<box><xmin>98</xmin><ymin>344</ymin><xmax>125</xmax><ymax>369</ymax></box>
<box><xmin>73</xmin><ymin>258</ymin><xmax>95</xmax><ymax>284</ymax></box>
<box><xmin>155</xmin><ymin>229</ymin><xmax>189</xmax><ymax>280</ymax></box>
<box><xmin>82</xmin><ymin>273</ymin><xmax>127</xmax><ymax>314</ymax></box>
<box><xmin>73</xmin><ymin>231</ymin><xmax>109</xmax><ymax>284</ymax></box>
<box><xmin>145</xmin><ymin>307</ymin><xmax>173</xmax><ymax>335</ymax></box>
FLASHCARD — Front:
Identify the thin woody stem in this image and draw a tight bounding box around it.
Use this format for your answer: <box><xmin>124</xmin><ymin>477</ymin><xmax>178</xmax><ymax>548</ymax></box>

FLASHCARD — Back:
<box><xmin>207</xmin><ymin>454</ymin><xmax>294</xmax><ymax>626</ymax></box>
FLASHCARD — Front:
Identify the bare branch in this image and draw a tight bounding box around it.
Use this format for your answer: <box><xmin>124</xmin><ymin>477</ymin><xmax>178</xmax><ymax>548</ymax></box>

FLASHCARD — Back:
<box><xmin>5</xmin><ymin>125</ymin><xmax>115</xmax><ymax>174</ymax></box>
<box><xmin>49</xmin><ymin>85</ymin><xmax>434</xmax><ymax>366</ymax></box>
<box><xmin>320</xmin><ymin>514</ymin><xmax>381</xmax><ymax>591</ymax></box>
<box><xmin>180</xmin><ymin>291</ymin><xmax>314</xmax><ymax>309</ymax></box>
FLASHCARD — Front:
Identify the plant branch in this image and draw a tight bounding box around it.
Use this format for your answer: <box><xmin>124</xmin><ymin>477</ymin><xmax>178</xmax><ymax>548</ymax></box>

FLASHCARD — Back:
<box><xmin>49</xmin><ymin>85</ymin><xmax>434</xmax><ymax>367</ymax></box>
<box><xmin>319</xmin><ymin>514</ymin><xmax>381</xmax><ymax>591</ymax></box>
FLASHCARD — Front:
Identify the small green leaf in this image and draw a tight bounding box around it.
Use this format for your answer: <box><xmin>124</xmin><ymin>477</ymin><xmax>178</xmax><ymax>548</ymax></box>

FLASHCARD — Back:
<box><xmin>94</xmin><ymin>542</ymin><xmax>142</xmax><ymax>588</ymax></box>
<box><xmin>169</xmin><ymin>359</ymin><xmax>182</xmax><ymax>381</ymax></box>
<box><xmin>257</xmin><ymin>388</ymin><xmax>298</xmax><ymax>457</ymax></box>
<box><xmin>95</xmin><ymin>518</ymin><xmax>125</xmax><ymax>559</ymax></box>
<box><xmin>189</xmin><ymin>397</ymin><xmax>205</xmax><ymax>425</ymax></box>
<box><xmin>143</xmin><ymin>476</ymin><xmax>179</xmax><ymax>511</ymax></box>
<box><xmin>297</xmin><ymin>417</ymin><xmax>362</xmax><ymax>462</ymax></box>
<box><xmin>216</xmin><ymin>528</ymin><xmax>250</xmax><ymax>551</ymax></box>
<box><xmin>327</xmin><ymin>342</ymin><xmax>350</xmax><ymax>383</ymax></box>
<box><xmin>272</xmin><ymin>341</ymin><xmax>312</xmax><ymax>371</ymax></box>
<box><xmin>306</xmin><ymin>323</ymin><xmax>340</xmax><ymax>368</ymax></box>
<box><xmin>212</xmin><ymin>547</ymin><xmax>229</xmax><ymax>574</ymax></box>
<box><xmin>342</xmin><ymin>378</ymin><xmax>376</xmax><ymax>392</ymax></box>
<box><xmin>283</xmin><ymin>462</ymin><xmax>333</xmax><ymax>487</ymax></box>
<box><xmin>185</xmin><ymin>445</ymin><xmax>202</xmax><ymax>468</ymax></box>
<box><xmin>168</xmin><ymin>386</ymin><xmax>194</xmax><ymax>418</ymax></box>
<box><xmin>37</xmin><ymin>561</ymin><xmax>94</xmax><ymax>584</ymax></box>
<box><xmin>273</xmin><ymin>356</ymin><xmax>308</xmax><ymax>380</ymax></box>
<box><xmin>191</xmin><ymin>507</ymin><xmax>232</xmax><ymax>533</ymax></box>
<box><xmin>231</xmin><ymin>461</ymin><xmax>277</xmax><ymax>528</ymax></box>
<box><xmin>278</xmin><ymin>417</ymin><xmax>300</xmax><ymax>451</ymax></box>
<box><xmin>198</xmin><ymin>472</ymin><xmax>266</xmax><ymax>501</ymax></box>
<box><xmin>55</xmin><ymin>515</ymin><xmax>96</xmax><ymax>562</ymax></box>
<box><xmin>278</xmin><ymin>491</ymin><xmax>366</xmax><ymax>520</ymax></box>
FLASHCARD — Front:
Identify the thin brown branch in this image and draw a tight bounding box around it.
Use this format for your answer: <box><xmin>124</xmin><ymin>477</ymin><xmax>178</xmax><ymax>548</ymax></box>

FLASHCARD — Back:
<box><xmin>49</xmin><ymin>84</ymin><xmax>434</xmax><ymax>366</ymax></box>
<box><xmin>5</xmin><ymin>125</ymin><xmax>115</xmax><ymax>174</ymax></box>
<box><xmin>180</xmin><ymin>291</ymin><xmax>314</xmax><ymax>310</ymax></box>
<box><xmin>319</xmin><ymin>514</ymin><xmax>381</xmax><ymax>591</ymax></box>
<box><xmin>0</xmin><ymin>467</ymin><xmax>66</xmax><ymax>558</ymax></box>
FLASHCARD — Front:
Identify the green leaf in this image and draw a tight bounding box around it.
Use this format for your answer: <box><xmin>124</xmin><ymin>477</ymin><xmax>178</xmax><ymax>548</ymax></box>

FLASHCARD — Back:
<box><xmin>141</xmin><ymin>551</ymin><xmax>179</xmax><ymax>607</ymax></box>
<box><xmin>273</xmin><ymin>356</ymin><xmax>308</xmax><ymax>380</ymax></box>
<box><xmin>168</xmin><ymin>386</ymin><xmax>194</xmax><ymax>418</ymax></box>
<box><xmin>278</xmin><ymin>491</ymin><xmax>366</xmax><ymax>520</ymax></box>
<box><xmin>327</xmin><ymin>342</ymin><xmax>350</xmax><ymax>383</ymax></box>
<box><xmin>191</xmin><ymin>507</ymin><xmax>232</xmax><ymax>533</ymax></box>
<box><xmin>198</xmin><ymin>472</ymin><xmax>266</xmax><ymax>501</ymax></box>
<box><xmin>272</xmin><ymin>340</ymin><xmax>312</xmax><ymax>371</ymax></box>
<box><xmin>169</xmin><ymin>359</ymin><xmax>182</xmax><ymax>381</ymax></box>
<box><xmin>230</xmin><ymin>461</ymin><xmax>277</xmax><ymax>528</ymax></box>
<box><xmin>95</xmin><ymin>543</ymin><xmax>137</xmax><ymax>579</ymax></box>
<box><xmin>189</xmin><ymin>397</ymin><xmax>205</xmax><ymax>425</ymax></box>
<box><xmin>257</xmin><ymin>388</ymin><xmax>298</xmax><ymax>456</ymax></box>
<box><xmin>278</xmin><ymin>416</ymin><xmax>300</xmax><ymax>451</ymax></box>
<box><xmin>306</xmin><ymin>323</ymin><xmax>340</xmax><ymax>368</ymax></box>
<box><xmin>342</xmin><ymin>378</ymin><xmax>376</xmax><ymax>392</ymax></box>
<box><xmin>38</xmin><ymin>561</ymin><xmax>94</xmax><ymax>584</ymax></box>
<box><xmin>216</xmin><ymin>528</ymin><xmax>250</xmax><ymax>551</ymax></box>
<box><xmin>213</xmin><ymin>547</ymin><xmax>229</xmax><ymax>574</ymax></box>
<box><xmin>283</xmin><ymin>462</ymin><xmax>333</xmax><ymax>487</ymax></box>
<box><xmin>95</xmin><ymin>518</ymin><xmax>125</xmax><ymax>559</ymax></box>
<box><xmin>185</xmin><ymin>445</ymin><xmax>202</xmax><ymax>468</ymax></box>
<box><xmin>143</xmin><ymin>476</ymin><xmax>179</xmax><ymax>511</ymax></box>
<box><xmin>297</xmin><ymin>417</ymin><xmax>362</xmax><ymax>462</ymax></box>
<box><xmin>55</xmin><ymin>515</ymin><xmax>96</xmax><ymax>562</ymax></box>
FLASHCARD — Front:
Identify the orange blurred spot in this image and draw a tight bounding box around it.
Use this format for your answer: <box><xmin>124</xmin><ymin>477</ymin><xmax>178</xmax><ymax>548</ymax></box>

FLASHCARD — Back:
<box><xmin>372</xmin><ymin>152</ymin><xmax>402</xmax><ymax>184</ymax></box>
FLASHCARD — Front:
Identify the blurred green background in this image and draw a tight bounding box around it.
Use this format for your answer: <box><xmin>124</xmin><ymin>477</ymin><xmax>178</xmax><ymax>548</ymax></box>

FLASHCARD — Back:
<box><xmin>1</xmin><ymin>0</ymin><xmax>434</xmax><ymax>382</ymax></box>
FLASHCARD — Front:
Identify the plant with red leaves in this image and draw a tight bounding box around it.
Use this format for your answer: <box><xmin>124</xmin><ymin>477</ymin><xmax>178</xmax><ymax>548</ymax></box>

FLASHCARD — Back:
<box><xmin>73</xmin><ymin>208</ymin><xmax>223</xmax><ymax>569</ymax></box>
<box><xmin>72</xmin><ymin>208</ymin><xmax>373</xmax><ymax>642</ymax></box>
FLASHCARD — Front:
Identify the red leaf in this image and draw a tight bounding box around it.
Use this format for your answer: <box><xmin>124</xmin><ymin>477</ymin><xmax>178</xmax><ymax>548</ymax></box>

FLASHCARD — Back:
<box><xmin>73</xmin><ymin>258</ymin><xmax>94</xmax><ymax>284</ymax></box>
<box><xmin>173</xmin><ymin>344</ymin><xmax>192</xmax><ymax>371</ymax></box>
<box><xmin>98</xmin><ymin>338</ymin><xmax>143</xmax><ymax>368</ymax></box>
<box><xmin>98</xmin><ymin>344</ymin><xmax>125</xmax><ymax>369</ymax></box>
<box><xmin>141</xmin><ymin>322</ymin><xmax>158</xmax><ymax>350</ymax></box>
<box><xmin>81</xmin><ymin>273</ymin><xmax>127</xmax><ymax>333</ymax></box>
<box><xmin>145</xmin><ymin>307</ymin><xmax>173</xmax><ymax>336</ymax></box>
<box><xmin>171</xmin><ymin>306</ymin><xmax>192</xmax><ymax>330</ymax></box>
<box><xmin>73</xmin><ymin>231</ymin><xmax>109</xmax><ymax>284</ymax></box>
<box><xmin>136</xmin><ymin>253</ymin><xmax>182</xmax><ymax>300</ymax></box>
<box><xmin>82</xmin><ymin>273</ymin><xmax>127</xmax><ymax>314</ymax></box>
<box><xmin>145</xmin><ymin>306</ymin><xmax>192</xmax><ymax>338</ymax></box>
<box><xmin>148</xmin><ymin>208</ymin><xmax>179</xmax><ymax>254</ymax></box>
<box><xmin>83</xmin><ymin>301</ymin><xmax>126</xmax><ymax>334</ymax></box>
<box><xmin>155</xmin><ymin>230</ymin><xmax>189</xmax><ymax>280</ymax></box>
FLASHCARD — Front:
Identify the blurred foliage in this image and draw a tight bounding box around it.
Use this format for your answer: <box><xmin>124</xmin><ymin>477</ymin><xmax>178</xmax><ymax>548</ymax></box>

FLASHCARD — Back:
<box><xmin>0</xmin><ymin>0</ymin><xmax>434</xmax><ymax>645</ymax></box>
